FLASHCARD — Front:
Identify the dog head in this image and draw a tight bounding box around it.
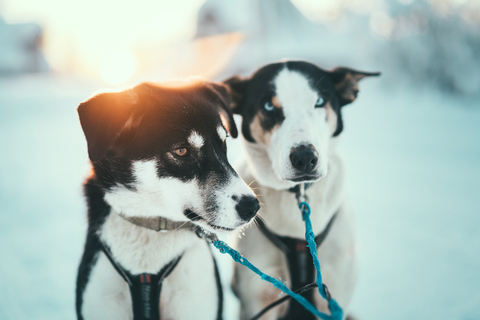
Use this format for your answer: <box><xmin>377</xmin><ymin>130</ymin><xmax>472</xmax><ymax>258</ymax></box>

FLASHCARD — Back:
<box><xmin>225</xmin><ymin>61</ymin><xmax>379</xmax><ymax>189</ymax></box>
<box><xmin>78</xmin><ymin>80</ymin><xmax>259</xmax><ymax>233</ymax></box>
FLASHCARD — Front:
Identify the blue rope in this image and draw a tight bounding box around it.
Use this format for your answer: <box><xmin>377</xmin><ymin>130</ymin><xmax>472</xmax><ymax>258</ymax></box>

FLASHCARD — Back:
<box><xmin>210</xmin><ymin>202</ymin><xmax>343</xmax><ymax>319</ymax></box>
<box><xmin>299</xmin><ymin>201</ymin><xmax>343</xmax><ymax>320</ymax></box>
<box><xmin>213</xmin><ymin>240</ymin><xmax>327</xmax><ymax>319</ymax></box>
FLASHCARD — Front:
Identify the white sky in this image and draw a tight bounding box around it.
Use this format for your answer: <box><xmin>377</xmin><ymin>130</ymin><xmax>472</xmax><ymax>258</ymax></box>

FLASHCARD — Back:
<box><xmin>1</xmin><ymin>0</ymin><xmax>206</xmax><ymax>81</ymax></box>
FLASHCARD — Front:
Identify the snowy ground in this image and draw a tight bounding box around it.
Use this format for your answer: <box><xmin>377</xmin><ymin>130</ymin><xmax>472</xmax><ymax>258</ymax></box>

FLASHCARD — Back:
<box><xmin>0</xmin><ymin>73</ymin><xmax>479</xmax><ymax>320</ymax></box>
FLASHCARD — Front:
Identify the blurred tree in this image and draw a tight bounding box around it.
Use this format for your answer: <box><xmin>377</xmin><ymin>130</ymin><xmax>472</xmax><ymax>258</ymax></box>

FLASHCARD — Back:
<box><xmin>0</xmin><ymin>17</ymin><xmax>49</xmax><ymax>74</ymax></box>
<box><xmin>385</xmin><ymin>0</ymin><xmax>480</xmax><ymax>94</ymax></box>
<box><xmin>195</xmin><ymin>0</ymin><xmax>336</xmax><ymax>77</ymax></box>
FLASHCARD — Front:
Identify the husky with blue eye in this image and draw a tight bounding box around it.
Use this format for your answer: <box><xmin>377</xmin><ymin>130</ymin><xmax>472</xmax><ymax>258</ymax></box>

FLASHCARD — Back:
<box><xmin>224</xmin><ymin>61</ymin><xmax>379</xmax><ymax>320</ymax></box>
<box><xmin>75</xmin><ymin>80</ymin><xmax>260</xmax><ymax>320</ymax></box>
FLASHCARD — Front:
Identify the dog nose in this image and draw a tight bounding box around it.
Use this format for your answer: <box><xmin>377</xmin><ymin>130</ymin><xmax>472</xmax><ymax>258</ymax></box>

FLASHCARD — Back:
<box><xmin>290</xmin><ymin>145</ymin><xmax>318</xmax><ymax>174</ymax></box>
<box><xmin>235</xmin><ymin>196</ymin><xmax>260</xmax><ymax>221</ymax></box>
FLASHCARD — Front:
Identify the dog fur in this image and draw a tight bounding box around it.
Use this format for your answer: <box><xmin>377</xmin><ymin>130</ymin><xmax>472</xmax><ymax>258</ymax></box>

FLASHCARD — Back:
<box><xmin>75</xmin><ymin>80</ymin><xmax>259</xmax><ymax>320</ymax></box>
<box><xmin>224</xmin><ymin>61</ymin><xmax>379</xmax><ymax>319</ymax></box>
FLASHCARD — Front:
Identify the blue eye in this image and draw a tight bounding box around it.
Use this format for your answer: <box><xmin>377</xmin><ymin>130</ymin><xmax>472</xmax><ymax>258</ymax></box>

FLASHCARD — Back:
<box><xmin>315</xmin><ymin>96</ymin><xmax>325</xmax><ymax>108</ymax></box>
<box><xmin>264</xmin><ymin>102</ymin><xmax>275</xmax><ymax>111</ymax></box>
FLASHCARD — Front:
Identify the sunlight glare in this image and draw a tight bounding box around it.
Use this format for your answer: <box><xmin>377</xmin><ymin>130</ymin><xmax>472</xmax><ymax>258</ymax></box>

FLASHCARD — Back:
<box><xmin>100</xmin><ymin>51</ymin><xmax>135</xmax><ymax>86</ymax></box>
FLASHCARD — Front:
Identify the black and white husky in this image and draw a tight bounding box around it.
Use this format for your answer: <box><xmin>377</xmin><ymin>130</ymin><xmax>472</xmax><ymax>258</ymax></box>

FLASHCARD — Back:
<box><xmin>75</xmin><ymin>80</ymin><xmax>259</xmax><ymax>320</ymax></box>
<box><xmin>224</xmin><ymin>61</ymin><xmax>379</xmax><ymax>320</ymax></box>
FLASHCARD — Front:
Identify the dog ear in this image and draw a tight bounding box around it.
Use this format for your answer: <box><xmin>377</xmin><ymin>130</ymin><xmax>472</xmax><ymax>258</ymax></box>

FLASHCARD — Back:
<box><xmin>223</xmin><ymin>75</ymin><xmax>249</xmax><ymax>114</ymax></box>
<box><xmin>77</xmin><ymin>89</ymin><xmax>143</xmax><ymax>162</ymax></box>
<box><xmin>329</xmin><ymin>67</ymin><xmax>380</xmax><ymax>107</ymax></box>
<box><xmin>207</xmin><ymin>82</ymin><xmax>239</xmax><ymax>138</ymax></box>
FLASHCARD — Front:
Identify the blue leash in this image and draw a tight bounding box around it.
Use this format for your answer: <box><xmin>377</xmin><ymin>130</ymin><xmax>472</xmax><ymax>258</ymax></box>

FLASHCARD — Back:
<box><xmin>200</xmin><ymin>192</ymin><xmax>344</xmax><ymax>320</ymax></box>
<box><xmin>299</xmin><ymin>201</ymin><xmax>343</xmax><ymax>320</ymax></box>
<box><xmin>213</xmin><ymin>240</ymin><xmax>326</xmax><ymax>319</ymax></box>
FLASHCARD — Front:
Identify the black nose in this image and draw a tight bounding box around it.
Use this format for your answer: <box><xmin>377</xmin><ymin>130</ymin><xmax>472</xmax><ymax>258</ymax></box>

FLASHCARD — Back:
<box><xmin>235</xmin><ymin>196</ymin><xmax>260</xmax><ymax>221</ymax></box>
<box><xmin>290</xmin><ymin>145</ymin><xmax>318</xmax><ymax>174</ymax></box>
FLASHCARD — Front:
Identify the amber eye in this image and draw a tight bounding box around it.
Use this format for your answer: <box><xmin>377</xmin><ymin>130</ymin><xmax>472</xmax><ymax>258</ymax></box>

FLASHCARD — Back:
<box><xmin>173</xmin><ymin>148</ymin><xmax>188</xmax><ymax>157</ymax></box>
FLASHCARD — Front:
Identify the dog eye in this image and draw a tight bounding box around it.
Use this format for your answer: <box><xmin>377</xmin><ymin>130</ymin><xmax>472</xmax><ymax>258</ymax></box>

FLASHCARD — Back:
<box><xmin>173</xmin><ymin>148</ymin><xmax>188</xmax><ymax>157</ymax></box>
<box><xmin>264</xmin><ymin>102</ymin><xmax>275</xmax><ymax>111</ymax></box>
<box><xmin>315</xmin><ymin>97</ymin><xmax>326</xmax><ymax>108</ymax></box>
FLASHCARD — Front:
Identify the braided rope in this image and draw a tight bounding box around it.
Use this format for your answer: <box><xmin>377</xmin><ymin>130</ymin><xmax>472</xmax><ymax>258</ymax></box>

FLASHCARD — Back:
<box><xmin>209</xmin><ymin>202</ymin><xmax>343</xmax><ymax>319</ymax></box>
<box><xmin>299</xmin><ymin>201</ymin><xmax>343</xmax><ymax>320</ymax></box>
<box><xmin>213</xmin><ymin>240</ymin><xmax>326</xmax><ymax>318</ymax></box>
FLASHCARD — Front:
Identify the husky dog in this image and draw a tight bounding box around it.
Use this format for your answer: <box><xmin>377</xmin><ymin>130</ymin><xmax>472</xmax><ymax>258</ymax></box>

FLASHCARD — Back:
<box><xmin>224</xmin><ymin>61</ymin><xmax>379</xmax><ymax>320</ymax></box>
<box><xmin>75</xmin><ymin>80</ymin><xmax>260</xmax><ymax>320</ymax></box>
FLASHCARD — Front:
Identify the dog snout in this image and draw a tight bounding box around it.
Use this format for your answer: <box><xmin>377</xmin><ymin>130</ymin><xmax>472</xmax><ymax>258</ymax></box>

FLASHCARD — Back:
<box><xmin>235</xmin><ymin>195</ymin><xmax>260</xmax><ymax>221</ymax></box>
<box><xmin>289</xmin><ymin>145</ymin><xmax>319</xmax><ymax>174</ymax></box>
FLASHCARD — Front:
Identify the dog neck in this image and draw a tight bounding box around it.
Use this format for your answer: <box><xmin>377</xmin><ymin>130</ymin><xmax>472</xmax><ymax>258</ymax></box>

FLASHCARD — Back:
<box><xmin>99</xmin><ymin>212</ymin><xmax>199</xmax><ymax>275</ymax></box>
<box><xmin>241</xmin><ymin>151</ymin><xmax>345</xmax><ymax>239</ymax></box>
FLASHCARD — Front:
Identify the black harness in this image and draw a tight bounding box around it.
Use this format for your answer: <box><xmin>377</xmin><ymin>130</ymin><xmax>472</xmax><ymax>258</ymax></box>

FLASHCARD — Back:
<box><xmin>255</xmin><ymin>184</ymin><xmax>338</xmax><ymax>320</ymax></box>
<box><xmin>99</xmin><ymin>240</ymin><xmax>182</xmax><ymax>320</ymax></box>
<box><xmin>98</xmin><ymin>219</ymin><xmax>223</xmax><ymax>320</ymax></box>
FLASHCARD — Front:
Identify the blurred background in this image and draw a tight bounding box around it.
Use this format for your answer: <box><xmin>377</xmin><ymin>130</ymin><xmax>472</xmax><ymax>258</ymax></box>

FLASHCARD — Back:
<box><xmin>0</xmin><ymin>0</ymin><xmax>479</xmax><ymax>319</ymax></box>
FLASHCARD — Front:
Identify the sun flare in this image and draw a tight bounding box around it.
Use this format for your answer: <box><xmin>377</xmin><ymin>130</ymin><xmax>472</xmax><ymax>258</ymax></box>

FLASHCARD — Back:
<box><xmin>100</xmin><ymin>51</ymin><xmax>135</xmax><ymax>85</ymax></box>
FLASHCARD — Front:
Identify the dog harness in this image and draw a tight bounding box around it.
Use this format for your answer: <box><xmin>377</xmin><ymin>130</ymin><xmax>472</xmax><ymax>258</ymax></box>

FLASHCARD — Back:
<box><xmin>99</xmin><ymin>240</ymin><xmax>181</xmax><ymax>320</ymax></box>
<box><xmin>99</xmin><ymin>216</ymin><xmax>223</xmax><ymax>320</ymax></box>
<box><xmin>255</xmin><ymin>211</ymin><xmax>337</xmax><ymax>320</ymax></box>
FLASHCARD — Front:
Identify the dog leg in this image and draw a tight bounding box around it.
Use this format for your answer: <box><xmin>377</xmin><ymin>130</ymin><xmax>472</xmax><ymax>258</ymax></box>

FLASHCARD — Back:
<box><xmin>81</xmin><ymin>253</ymin><xmax>132</xmax><ymax>320</ymax></box>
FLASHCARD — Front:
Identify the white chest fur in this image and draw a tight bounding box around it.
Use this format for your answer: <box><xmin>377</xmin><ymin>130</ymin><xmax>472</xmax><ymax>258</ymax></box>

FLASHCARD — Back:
<box><xmin>99</xmin><ymin>213</ymin><xmax>198</xmax><ymax>274</ymax></box>
<box><xmin>234</xmin><ymin>153</ymin><xmax>358</xmax><ymax>319</ymax></box>
<box><xmin>81</xmin><ymin>213</ymin><xmax>219</xmax><ymax>320</ymax></box>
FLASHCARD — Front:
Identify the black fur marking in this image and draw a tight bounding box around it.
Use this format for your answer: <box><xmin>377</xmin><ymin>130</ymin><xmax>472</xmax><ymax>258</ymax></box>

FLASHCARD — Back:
<box><xmin>183</xmin><ymin>209</ymin><xmax>202</xmax><ymax>222</ymax></box>
<box><xmin>77</xmin><ymin>81</ymin><xmax>239</xmax><ymax>192</ymax></box>
<box><xmin>76</xmin><ymin>81</ymin><xmax>240</xmax><ymax>319</ymax></box>
<box><xmin>212</xmin><ymin>254</ymin><xmax>223</xmax><ymax>320</ymax></box>
<box><xmin>76</xmin><ymin>177</ymin><xmax>111</xmax><ymax>320</ymax></box>
<box><xmin>224</xmin><ymin>61</ymin><xmax>379</xmax><ymax>140</ymax></box>
<box><xmin>258</xmin><ymin>101</ymin><xmax>285</xmax><ymax>134</ymax></box>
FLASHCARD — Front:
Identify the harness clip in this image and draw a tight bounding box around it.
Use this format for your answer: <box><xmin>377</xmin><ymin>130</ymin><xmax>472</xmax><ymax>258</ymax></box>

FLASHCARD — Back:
<box><xmin>295</xmin><ymin>183</ymin><xmax>309</xmax><ymax>206</ymax></box>
<box><xmin>195</xmin><ymin>227</ymin><xmax>219</xmax><ymax>244</ymax></box>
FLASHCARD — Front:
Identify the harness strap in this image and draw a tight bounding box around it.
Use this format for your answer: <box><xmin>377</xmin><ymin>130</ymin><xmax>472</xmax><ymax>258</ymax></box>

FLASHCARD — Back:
<box><xmin>255</xmin><ymin>212</ymin><xmax>338</xmax><ymax>254</ymax></box>
<box><xmin>99</xmin><ymin>239</ymin><xmax>182</xmax><ymax>320</ymax></box>
<box><xmin>250</xmin><ymin>283</ymin><xmax>319</xmax><ymax>320</ymax></box>
<box><xmin>254</xmin><ymin>212</ymin><xmax>337</xmax><ymax>320</ymax></box>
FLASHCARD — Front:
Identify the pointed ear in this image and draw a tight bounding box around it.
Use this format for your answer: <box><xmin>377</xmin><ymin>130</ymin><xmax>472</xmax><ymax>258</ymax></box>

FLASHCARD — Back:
<box><xmin>223</xmin><ymin>75</ymin><xmax>249</xmax><ymax>114</ymax></box>
<box><xmin>77</xmin><ymin>88</ymin><xmax>143</xmax><ymax>162</ymax></box>
<box><xmin>329</xmin><ymin>67</ymin><xmax>380</xmax><ymax>107</ymax></box>
<box><xmin>207</xmin><ymin>82</ymin><xmax>238</xmax><ymax>138</ymax></box>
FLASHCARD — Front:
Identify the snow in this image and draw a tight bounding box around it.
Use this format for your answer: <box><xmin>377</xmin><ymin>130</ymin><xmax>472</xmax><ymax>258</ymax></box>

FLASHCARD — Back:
<box><xmin>342</xmin><ymin>82</ymin><xmax>480</xmax><ymax>320</ymax></box>
<box><xmin>0</xmin><ymin>0</ymin><xmax>479</xmax><ymax>318</ymax></box>
<box><xmin>0</xmin><ymin>72</ymin><xmax>478</xmax><ymax>320</ymax></box>
<box><xmin>0</xmin><ymin>75</ymin><xmax>96</xmax><ymax>320</ymax></box>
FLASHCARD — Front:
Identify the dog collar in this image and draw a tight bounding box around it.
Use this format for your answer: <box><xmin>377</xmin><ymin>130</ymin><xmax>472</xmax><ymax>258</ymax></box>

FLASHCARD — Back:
<box><xmin>119</xmin><ymin>214</ymin><xmax>198</xmax><ymax>233</ymax></box>
<box><xmin>118</xmin><ymin>214</ymin><xmax>221</xmax><ymax>244</ymax></box>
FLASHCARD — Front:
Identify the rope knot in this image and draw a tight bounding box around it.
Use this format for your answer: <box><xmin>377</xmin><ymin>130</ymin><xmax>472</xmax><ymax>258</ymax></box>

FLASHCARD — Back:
<box><xmin>299</xmin><ymin>201</ymin><xmax>311</xmax><ymax>218</ymax></box>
